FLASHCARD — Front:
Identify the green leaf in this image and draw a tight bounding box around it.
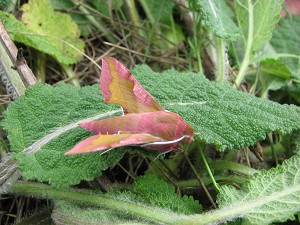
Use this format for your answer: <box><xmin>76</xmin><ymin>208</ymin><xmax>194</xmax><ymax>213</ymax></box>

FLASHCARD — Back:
<box><xmin>47</xmin><ymin>0</ymin><xmax>93</xmax><ymax>36</ymax></box>
<box><xmin>0</xmin><ymin>1</ymin><xmax>84</xmax><ymax>64</ymax></box>
<box><xmin>174</xmin><ymin>155</ymin><xmax>300</xmax><ymax>224</ymax></box>
<box><xmin>270</xmin><ymin>15</ymin><xmax>300</xmax><ymax>75</ymax></box>
<box><xmin>255</xmin><ymin>58</ymin><xmax>291</xmax><ymax>97</ymax></box>
<box><xmin>52</xmin><ymin>175</ymin><xmax>201</xmax><ymax>223</ymax></box>
<box><xmin>20</xmin><ymin>0</ymin><xmax>84</xmax><ymax>64</ymax></box>
<box><xmin>216</xmin><ymin>154</ymin><xmax>300</xmax><ymax>224</ymax></box>
<box><xmin>4</xmin><ymin>67</ymin><xmax>300</xmax><ymax>187</ymax></box>
<box><xmin>234</xmin><ymin>0</ymin><xmax>284</xmax><ymax>85</ymax></box>
<box><xmin>258</xmin><ymin>58</ymin><xmax>292</xmax><ymax>79</ymax></box>
<box><xmin>163</xmin><ymin>22</ymin><xmax>185</xmax><ymax>48</ymax></box>
<box><xmin>131</xmin><ymin>175</ymin><xmax>202</xmax><ymax>214</ymax></box>
<box><xmin>2</xmin><ymin>83</ymin><xmax>124</xmax><ymax>188</ymax></box>
<box><xmin>131</xmin><ymin>65</ymin><xmax>300</xmax><ymax>151</ymax></box>
<box><xmin>0</xmin><ymin>12</ymin><xmax>66</xmax><ymax>64</ymax></box>
<box><xmin>12</xmin><ymin>179</ymin><xmax>198</xmax><ymax>224</ymax></box>
<box><xmin>235</xmin><ymin>0</ymin><xmax>283</xmax><ymax>52</ymax></box>
<box><xmin>189</xmin><ymin>0</ymin><xmax>240</xmax><ymax>40</ymax></box>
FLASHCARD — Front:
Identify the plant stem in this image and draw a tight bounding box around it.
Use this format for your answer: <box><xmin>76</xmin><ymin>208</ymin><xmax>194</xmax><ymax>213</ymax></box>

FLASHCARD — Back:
<box><xmin>194</xmin><ymin>17</ymin><xmax>203</xmax><ymax>73</ymax></box>
<box><xmin>10</xmin><ymin>181</ymin><xmax>179</xmax><ymax>224</ymax></box>
<box><xmin>0</xmin><ymin>21</ymin><xmax>26</xmax><ymax>97</ymax></box>
<box><xmin>125</xmin><ymin>0</ymin><xmax>140</xmax><ymax>31</ymax></box>
<box><xmin>35</xmin><ymin>51</ymin><xmax>46</xmax><ymax>83</ymax></box>
<box><xmin>267</xmin><ymin>133</ymin><xmax>278</xmax><ymax>165</ymax></box>
<box><xmin>176</xmin><ymin>175</ymin><xmax>249</xmax><ymax>188</ymax></box>
<box><xmin>196</xmin><ymin>42</ymin><xmax>203</xmax><ymax>73</ymax></box>
<box><xmin>235</xmin><ymin>0</ymin><xmax>254</xmax><ymax>86</ymax></box>
<box><xmin>209</xmin><ymin>160</ymin><xmax>258</xmax><ymax>176</ymax></box>
<box><xmin>189</xmin><ymin>10</ymin><xmax>203</xmax><ymax>73</ymax></box>
<box><xmin>61</xmin><ymin>64</ymin><xmax>80</xmax><ymax>87</ymax></box>
<box><xmin>139</xmin><ymin>0</ymin><xmax>154</xmax><ymax>24</ymax></box>
<box><xmin>215</xmin><ymin>37</ymin><xmax>226</xmax><ymax>81</ymax></box>
<box><xmin>198</xmin><ymin>143</ymin><xmax>220</xmax><ymax>193</ymax></box>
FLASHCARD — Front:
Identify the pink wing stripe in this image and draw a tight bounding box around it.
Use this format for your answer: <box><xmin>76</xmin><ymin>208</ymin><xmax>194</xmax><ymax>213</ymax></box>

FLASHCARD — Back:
<box><xmin>65</xmin><ymin>133</ymin><xmax>162</xmax><ymax>155</ymax></box>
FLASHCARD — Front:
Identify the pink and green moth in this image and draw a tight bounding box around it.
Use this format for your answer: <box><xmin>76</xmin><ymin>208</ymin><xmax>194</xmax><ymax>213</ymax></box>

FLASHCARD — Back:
<box><xmin>65</xmin><ymin>57</ymin><xmax>194</xmax><ymax>154</ymax></box>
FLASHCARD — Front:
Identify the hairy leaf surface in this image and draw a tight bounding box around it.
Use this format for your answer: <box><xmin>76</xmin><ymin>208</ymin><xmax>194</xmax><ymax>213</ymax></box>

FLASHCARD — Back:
<box><xmin>175</xmin><ymin>155</ymin><xmax>300</xmax><ymax>224</ymax></box>
<box><xmin>132</xmin><ymin>65</ymin><xmax>300</xmax><ymax>151</ymax></box>
<box><xmin>3</xmin><ymin>67</ymin><xmax>300</xmax><ymax>187</ymax></box>
<box><xmin>3</xmin><ymin>83</ymin><xmax>123</xmax><ymax>188</ymax></box>
<box><xmin>52</xmin><ymin>175</ymin><xmax>201</xmax><ymax>224</ymax></box>
<box><xmin>131</xmin><ymin>175</ymin><xmax>202</xmax><ymax>214</ymax></box>
<box><xmin>217</xmin><ymin>155</ymin><xmax>300</xmax><ymax>224</ymax></box>
<box><xmin>53</xmin><ymin>200</ymin><xmax>133</xmax><ymax>224</ymax></box>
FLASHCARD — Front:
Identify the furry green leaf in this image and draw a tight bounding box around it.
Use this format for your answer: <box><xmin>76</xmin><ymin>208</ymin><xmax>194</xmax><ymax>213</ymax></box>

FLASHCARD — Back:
<box><xmin>31</xmin><ymin>176</ymin><xmax>201</xmax><ymax>224</ymax></box>
<box><xmin>132</xmin><ymin>65</ymin><xmax>300</xmax><ymax>151</ymax></box>
<box><xmin>175</xmin><ymin>155</ymin><xmax>300</xmax><ymax>224</ymax></box>
<box><xmin>132</xmin><ymin>175</ymin><xmax>202</xmax><ymax>214</ymax></box>
<box><xmin>3</xmin><ymin>67</ymin><xmax>300</xmax><ymax>187</ymax></box>
<box><xmin>53</xmin><ymin>200</ymin><xmax>133</xmax><ymax>224</ymax></box>
<box><xmin>52</xmin><ymin>175</ymin><xmax>201</xmax><ymax>224</ymax></box>
<box><xmin>217</xmin><ymin>155</ymin><xmax>300</xmax><ymax>224</ymax></box>
<box><xmin>3</xmin><ymin>83</ymin><xmax>123</xmax><ymax>188</ymax></box>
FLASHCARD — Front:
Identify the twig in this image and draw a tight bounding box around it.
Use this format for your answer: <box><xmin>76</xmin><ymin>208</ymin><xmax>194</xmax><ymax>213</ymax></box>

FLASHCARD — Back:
<box><xmin>0</xmin><ymin>20</ymin><xmax>36</xmax><ymax>89</ymax></box>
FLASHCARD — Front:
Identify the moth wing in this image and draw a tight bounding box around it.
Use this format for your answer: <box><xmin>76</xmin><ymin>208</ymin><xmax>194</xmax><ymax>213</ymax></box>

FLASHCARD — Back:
<box><xmin>100</xmin><ymin>57</ymin><xmax>164</xmax><ymax>114</ymax></box>
<box><xmin>65</xmin><ymin>133</ymin><xmax>162</xmax><ymax>154</ymax></box>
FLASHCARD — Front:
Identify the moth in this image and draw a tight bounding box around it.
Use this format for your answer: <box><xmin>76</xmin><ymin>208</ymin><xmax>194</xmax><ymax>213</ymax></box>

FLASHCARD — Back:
<box><xmin>66</xmin><ymin>57</ymin><xmax>194</xmax><ymax>154</ymax></box>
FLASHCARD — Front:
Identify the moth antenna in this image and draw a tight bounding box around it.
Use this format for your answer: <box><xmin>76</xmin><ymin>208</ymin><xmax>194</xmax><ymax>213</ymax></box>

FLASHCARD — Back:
<box><xmin>99</xmin><ymin>147</ymin><xmax>114</xmax><ymax>156</ymax></box>
<box><xmin>141</xmin><ymin>135</ymin><xmax>188</xmax><ymax>147</ymax></box>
